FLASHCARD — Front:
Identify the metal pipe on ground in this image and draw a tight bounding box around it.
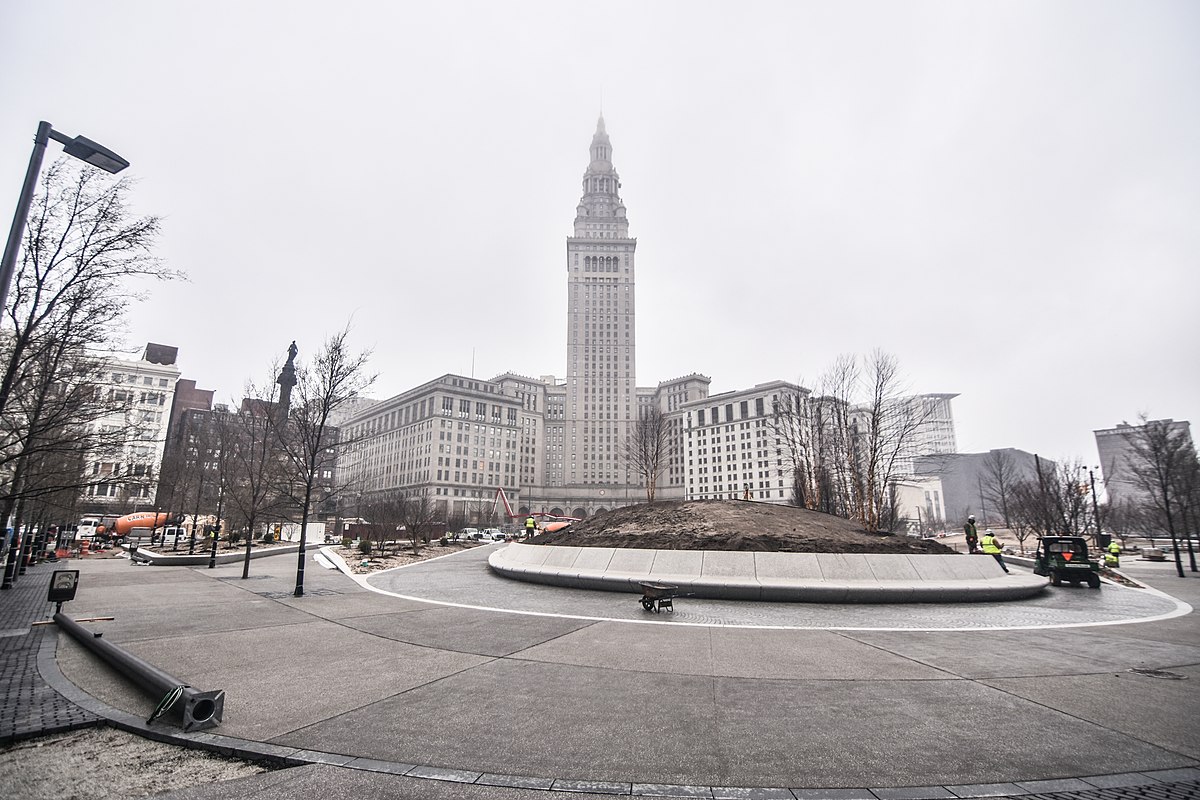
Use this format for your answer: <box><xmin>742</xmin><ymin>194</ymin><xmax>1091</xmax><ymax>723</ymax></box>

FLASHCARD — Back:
<box><xmin>53</xmin><ymin>612</ymin><xmax>224</xmax><ymax>731</ymax></box>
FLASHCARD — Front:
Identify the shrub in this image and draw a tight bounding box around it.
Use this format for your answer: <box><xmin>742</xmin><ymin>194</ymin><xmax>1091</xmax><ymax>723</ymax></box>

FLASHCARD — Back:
<box><xmin>358</xmin><ymin>539</ymin><xmax>372</xmax><ymax>556</ymax></box>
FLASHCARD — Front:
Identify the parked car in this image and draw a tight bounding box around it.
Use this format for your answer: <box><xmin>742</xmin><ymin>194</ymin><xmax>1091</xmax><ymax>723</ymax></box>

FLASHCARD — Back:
<box><xmin>456</xmin><ymin>528</ymin><xmax>480</xmax><ymax>541</ymax></box>
<box><xmin>482</xmin><ymin>528</ymin><xmax>505</xmax><ymax>541</ymax></box>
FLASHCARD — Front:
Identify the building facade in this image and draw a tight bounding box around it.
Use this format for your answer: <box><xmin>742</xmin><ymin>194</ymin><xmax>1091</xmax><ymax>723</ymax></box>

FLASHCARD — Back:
<box><xmin>563</xmin><ymin>116</ymin><xmax>638</xmax><ymax>492</ymax></box>
<box><xmin>681</xmin><ymin>381</ymin><xmax>806</xmax><ymax>503</ymax></box>
<box><xmin>336</xmin><ymin>119</ymin><xmax>957</xmax><ymax>525</ymax></box>
<box><xmin>891</xmin><ymin>393</ymin><xmax>959</xmax><ymax>475</ymax></box>
<box><xmin>339</xmin><ymin>374</ymin><xmax>523</xmax><ymax>522</ymax></box>
<box><xmin>81</xmin><ymin>343</ymin><xmax>181</xmax><ymax>514</ymax></box>
<box><xmin>1094</xmin><ymin>419</ymin><xmax>1194</xmax><ymax>506</ymax></box>
<box><xmin>340</xmin><ymin>118</ymin><xmax>690</xmax><ymax>522</ymax></box>
<box><xmin>912</xmin><ymin>448</ymin><xmax>1050</xmax><ymax>528</ymax></box>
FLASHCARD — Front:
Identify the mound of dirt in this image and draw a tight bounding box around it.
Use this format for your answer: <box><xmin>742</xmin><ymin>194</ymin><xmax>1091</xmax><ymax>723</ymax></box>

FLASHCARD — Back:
<box><xmin>531</xmin><ymin>500</ymin><xmax>958</xmax><ymax>555</ymax></box>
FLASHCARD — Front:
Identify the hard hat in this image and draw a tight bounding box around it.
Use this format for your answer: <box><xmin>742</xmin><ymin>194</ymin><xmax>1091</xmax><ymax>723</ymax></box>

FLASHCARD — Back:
<box><xmin>968</xmin><ymin>515</ymin><xmax>975</xmax><ymax>520</ymax></box>
<box><xmin>985</xmin><ymin>529</ymin><xmax>993</xmax><ymax>534</ymax></box>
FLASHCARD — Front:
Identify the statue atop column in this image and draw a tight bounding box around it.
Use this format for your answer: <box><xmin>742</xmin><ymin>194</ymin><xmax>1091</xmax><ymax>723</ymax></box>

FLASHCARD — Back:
<box><xmin>276</xmin><ymin>340</ymin><xmax>298</xmax><ymax>423</ymax></box>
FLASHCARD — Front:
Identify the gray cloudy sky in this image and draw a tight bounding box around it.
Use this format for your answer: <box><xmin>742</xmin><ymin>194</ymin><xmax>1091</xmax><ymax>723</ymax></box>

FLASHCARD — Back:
<box><xmin>3</xmin><ymin>1</ymin><xmax>1197</xmax><ymax>469</ymax></box>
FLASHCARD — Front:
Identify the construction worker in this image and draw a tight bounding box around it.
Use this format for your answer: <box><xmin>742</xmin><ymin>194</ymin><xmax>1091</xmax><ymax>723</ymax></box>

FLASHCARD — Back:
<box><xmin>964</xmin><ymin>515</ymin><xmax>979</xmax><ymax>554</ymax></box>
<box><xmin>1105</xmin><ymin>540</ymin><xmax>1121</xmax><ymax>568</ymax></box>
<box><xmin>981</xmin><ymin>529</ymin><xmax>1010</xmax><ymax>573</ymax></box>
<box><xmin>525</xmin><ymin>516</ymin><xmax>536</xmax><ymax>539</ymax></box>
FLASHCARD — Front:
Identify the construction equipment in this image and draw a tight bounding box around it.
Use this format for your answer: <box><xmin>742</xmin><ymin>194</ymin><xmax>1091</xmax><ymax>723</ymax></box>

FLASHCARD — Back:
<box><xmin>1032</xmin><ymin>536</ymin><xmax>1102</xmax><ymax>589</ymax></box>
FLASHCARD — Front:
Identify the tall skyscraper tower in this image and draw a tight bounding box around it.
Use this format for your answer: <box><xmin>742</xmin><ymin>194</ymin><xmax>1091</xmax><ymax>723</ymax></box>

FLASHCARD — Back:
<box><xmin>564</xmin><ymin>116</ymin><xmax>637</xmax><ymax>488</ymax></box>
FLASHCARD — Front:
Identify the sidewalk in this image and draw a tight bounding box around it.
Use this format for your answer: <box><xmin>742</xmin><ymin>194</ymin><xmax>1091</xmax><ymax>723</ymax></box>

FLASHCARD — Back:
<box><xmin>8</xmin><ymin>551</ymin><xmax>1200</xmax><ymax>799</ymax></box>
<box><xmin>0</xmin><ymin>560</ymin><xmax>100</xmax><ymax>744</ymax></box>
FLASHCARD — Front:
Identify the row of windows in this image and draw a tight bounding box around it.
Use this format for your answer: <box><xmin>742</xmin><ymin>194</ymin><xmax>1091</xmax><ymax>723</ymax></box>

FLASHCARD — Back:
<box><xmin>694</xmin><ymin>398</ymin><xmax>769</xmax><ymax>427</ymax></box>
<box><xmin>112</xmin><ymin>373</ymin><xmax>170</xmax><ymax>388</ymax></box>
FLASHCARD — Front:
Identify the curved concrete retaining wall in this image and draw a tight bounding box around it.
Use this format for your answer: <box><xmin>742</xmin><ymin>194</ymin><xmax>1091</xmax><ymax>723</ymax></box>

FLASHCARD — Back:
<box><xmin>488</xmin><ymin>543</ymin><xmax>1047</xmax><ymax>603</ymax></box>
<box><xmin>122</xmin><ymin>543</ymin><xmax>300</xmax><ymax>567</ymax></box>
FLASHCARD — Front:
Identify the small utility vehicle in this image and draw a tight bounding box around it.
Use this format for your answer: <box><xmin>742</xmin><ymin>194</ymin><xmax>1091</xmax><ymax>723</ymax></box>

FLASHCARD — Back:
<box><xmin>1033</xmin><ymin>536</ymin><xmax>1101</xmax><ymax>589</ymax></box>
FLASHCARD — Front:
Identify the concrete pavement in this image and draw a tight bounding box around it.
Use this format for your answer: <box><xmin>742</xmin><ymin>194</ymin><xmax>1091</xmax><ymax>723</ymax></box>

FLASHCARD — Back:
<box><xmin>9</xmin><ymin>545</ymin><xmax>1200</xmax><ymax>798</ymax></box>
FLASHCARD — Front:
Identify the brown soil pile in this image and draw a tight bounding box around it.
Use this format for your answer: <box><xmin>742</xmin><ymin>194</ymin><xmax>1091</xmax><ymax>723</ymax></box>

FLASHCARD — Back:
<box><xmin>531</xmin><ymin>500</ymin><xmax>958</xmax><ymax>555</ymax></box>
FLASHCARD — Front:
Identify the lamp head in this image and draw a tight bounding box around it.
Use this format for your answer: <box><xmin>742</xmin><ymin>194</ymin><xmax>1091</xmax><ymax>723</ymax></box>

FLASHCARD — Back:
<box><xmin>62</xmin><ymin>135</ymin><xmax>129</xmax><ymax>174</ymax></box>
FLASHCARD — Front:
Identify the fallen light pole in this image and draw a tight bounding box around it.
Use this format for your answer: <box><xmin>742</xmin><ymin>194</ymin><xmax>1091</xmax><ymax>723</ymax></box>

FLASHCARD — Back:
<box><xmin>53</xmin><ymin>612</ymin><xmax>224</xmax><ymax>731</ymax></box>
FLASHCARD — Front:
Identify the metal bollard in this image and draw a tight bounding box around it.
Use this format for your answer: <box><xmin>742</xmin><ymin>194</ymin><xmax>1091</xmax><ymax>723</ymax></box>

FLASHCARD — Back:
<box><xmin>53</xmin><ymin>612</ymin><xmax>224</xmax><ymax>731</ymax></box>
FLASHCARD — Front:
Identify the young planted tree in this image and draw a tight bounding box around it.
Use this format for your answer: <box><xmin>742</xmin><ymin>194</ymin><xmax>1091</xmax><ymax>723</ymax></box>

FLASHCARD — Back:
<box><xmin>1104</xmin><ymin>497</ymin><xmax>1143</xmax><ymax>550</ymax></box>
<box><xmin>770</xmin><ymin>388</ymin><xmax>820</xmax><ymax>510</ymax></box>
<box><xmin>359</xmin><ymin>491</ymin><xmax>406</xmax><ymax>556</ymax></box>
<box><xmin>849</xmin><ymin>351</ymin><xmax>940</xmax><ymax>533</ymax></box>
<box><xmin>1011</xmin><ymin>458</ymin><xmax>1092</xmax><ymax>543</ymax></box>
<box><xmin>1126</xmin><ymin>416</ymin><xmax>1199</xmax><ymax>577</ymax></box>
<box><xmin>981</xmin><ymin>449</ymin><xmax>1021</xmax><ymax>528</ymax></box>
<box><xmin>222</xmin><ymin>386</ymin><xmax>288</xmax><ymax>579</ymax></box>
<box><xmin>275</xmin><ymin>327</ymin><xmax>374</xmax><ymax>596</ymax></box>
<box><xmin>624</xmin><ymin>405</ymin><xmax>672</xmax><ymax>502</ymax></box>
<box><xmin>397</xmin><ymin>488</ymin><xmax>440</xmax><ymax>556</ymax></box>
<box><xmin>811</xmin><ymin>355</ymin><xmax>860</xmax><ymax>518</ymax></box>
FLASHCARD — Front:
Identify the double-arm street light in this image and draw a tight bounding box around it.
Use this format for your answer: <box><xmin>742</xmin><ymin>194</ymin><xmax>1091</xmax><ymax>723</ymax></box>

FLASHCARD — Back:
<box><xmin>1</xmin><ymin>120</ymin><xmax>130</xmax><ymax>313</ymax></box>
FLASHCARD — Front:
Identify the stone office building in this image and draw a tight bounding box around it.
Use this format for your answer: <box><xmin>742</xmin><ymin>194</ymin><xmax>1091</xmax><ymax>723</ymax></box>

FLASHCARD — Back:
<box><xmin>80</xmin><ymin>343</ymin><xmax>181</xmax><ymax>514</ymax></box>
<box><xmin>340</xmin><ymin>118</ymin><xmax>710</xmax><ymax>521</ymax></box>
<box><xmin>338</xmin><ymin>118</ymin><xmax>957</xmax><ymax>523</ymax></box>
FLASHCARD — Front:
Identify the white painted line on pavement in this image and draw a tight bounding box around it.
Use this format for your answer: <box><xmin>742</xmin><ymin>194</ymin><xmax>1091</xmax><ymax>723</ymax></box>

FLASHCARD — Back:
<box><xmin>325</xmin><ymin>546</ymin><xmax>1194</xmax><ymax>633</ymax></box>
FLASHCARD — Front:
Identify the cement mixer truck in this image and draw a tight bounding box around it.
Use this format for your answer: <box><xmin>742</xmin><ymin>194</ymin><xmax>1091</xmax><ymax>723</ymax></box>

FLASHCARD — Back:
<box><xmin>78</xmin><ymin>512</ymin><xmax>185</xmax><ymax>545</ymax></box>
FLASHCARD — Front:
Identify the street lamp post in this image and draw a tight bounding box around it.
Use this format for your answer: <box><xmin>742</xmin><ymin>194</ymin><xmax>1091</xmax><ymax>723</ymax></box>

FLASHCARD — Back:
<box><xmin>1</xmin><ymin>121</ymin><xmax>130</xmax><ymax>314</ymax></box>
<box><xmin>1088</xmin><ymin>467</ymin><xmax>1103</xmax><ymax>547</ymax></box>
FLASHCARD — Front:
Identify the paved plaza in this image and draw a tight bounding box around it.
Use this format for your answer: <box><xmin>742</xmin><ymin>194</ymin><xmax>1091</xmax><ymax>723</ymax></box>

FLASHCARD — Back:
<box><xmin>1</xmin><ymin>544</ymin><xmax>1198</xmax><ymax>799</ymax></box>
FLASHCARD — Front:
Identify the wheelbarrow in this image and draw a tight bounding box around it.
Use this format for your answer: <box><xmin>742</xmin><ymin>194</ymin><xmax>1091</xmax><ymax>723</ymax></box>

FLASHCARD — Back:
<box><xmin>638</xmin><ymin>581</ymin><xmax>686</xmax><ymax>613</ymax></box>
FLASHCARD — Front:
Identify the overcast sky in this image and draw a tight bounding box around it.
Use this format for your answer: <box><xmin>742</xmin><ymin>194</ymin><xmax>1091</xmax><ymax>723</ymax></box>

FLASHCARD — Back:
<box><xmin>3</xmin><ymin>1</ymin><xmax>1197</xmax><ymax>470</ymax></box>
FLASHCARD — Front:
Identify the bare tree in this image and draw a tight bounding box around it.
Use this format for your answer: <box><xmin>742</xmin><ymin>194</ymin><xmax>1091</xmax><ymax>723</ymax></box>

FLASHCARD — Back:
<box><xmin>812</xmin><ymin>355</ymin><xmax>859</xmax><ymax>518</ymax></box>
<box><xmin>0</xmin><ymin>161</ymin><xmax>178</xmax><ymax>587</ymax></box>
<box><xmin>222</xmin><ymin>384</ymin><xmax>288</xmax><ymax>578</ymax></box>
<box><xmin>1126</xmin><ymin>416</ymin><xmax>1199</xmax><ymax>577</ymax></box>
<box><xmin>770</xmin><ymin>388</ymin><xmax>820</xmax><ymax>509</ymax></box>
<box><xmin>359</xmin><ymin>491</ymin><xmax>406</xmax><ymax>556</ymax></box>
<box><xmin>1010</xmin><ymin>458</ymin><xmax>1092</xmax><ymax>543</ymax></box>
<box><xmin>1104</xmin><ymin>497</ymin><xmax>1143</xmax><ymax>550</ymax></box>
<box><xmin>275</xmin><ymin>327</ymin><xmax>374</xmax><ymax>596</ymax></box>
<box><xmin>397</xmin><ymin>488</ymin><xmax>440</xmax><ymax>556</ymax></box>
<box><xmin>624</xmin><ymin>405</ymin><xmax>671</xmax><ymax>502</ymax></box>
<box><xmin>981</xmin><ymin>450</ymin><xmax>1020</xmax><ymax>528</ymax></box>
<box><xmin>849</xmin><ymin>351</ymin><xmax>940</xmax><ymax>532</ymax></box>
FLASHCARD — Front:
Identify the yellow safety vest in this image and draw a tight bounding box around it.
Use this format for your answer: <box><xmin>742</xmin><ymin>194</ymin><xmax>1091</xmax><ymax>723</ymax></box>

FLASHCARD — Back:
<box><xmin>525</xmin><ymin>518</ymin><xmax>535</xmax><ymax>530</ymax></box>
<box><xmin>981</xmin><ymin>534</ymin><xmax>1001</xmax><ymax>554</ymax></box>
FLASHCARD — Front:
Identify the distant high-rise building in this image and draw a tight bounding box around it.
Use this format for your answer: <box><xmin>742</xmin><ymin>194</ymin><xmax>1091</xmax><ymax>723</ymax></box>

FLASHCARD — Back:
<box><xmin>563</xmin><ymin>115</ymin><xmax>637</xmax><ymax>490</ymax></box>
<box><xmin>1094</xmin><ymin>419</ymin><xmax>1193</xmax><ymax>506</ymax></box>
<box><xmin>335</xmin><ymin>119</ymin><xmax>956</xmax><ymax>525</ymax></box>
<box><xmin>913</xmin><ymin>448</ymin><xmax>1049</xmax><ymax>527</ymax></box>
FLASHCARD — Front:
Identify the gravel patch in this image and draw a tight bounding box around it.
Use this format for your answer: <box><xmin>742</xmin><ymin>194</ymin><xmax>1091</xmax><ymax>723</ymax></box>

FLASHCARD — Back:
<box><xmin>0</xmin><ymin>727</ymin><xmax>273</xmax><ymax>799</ymax></box>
